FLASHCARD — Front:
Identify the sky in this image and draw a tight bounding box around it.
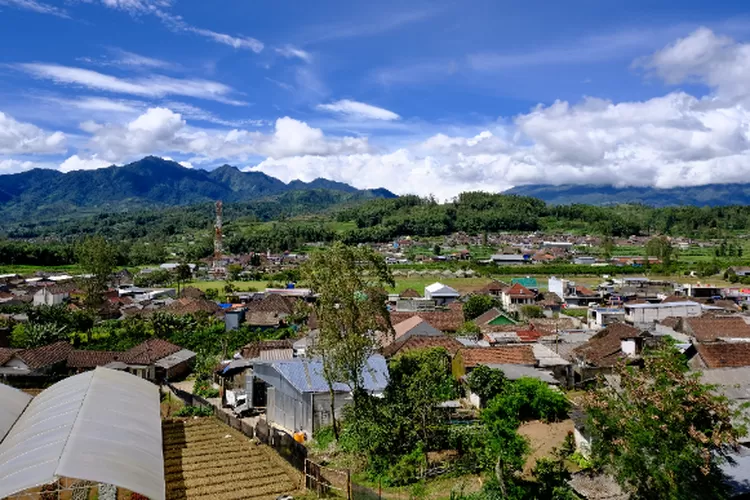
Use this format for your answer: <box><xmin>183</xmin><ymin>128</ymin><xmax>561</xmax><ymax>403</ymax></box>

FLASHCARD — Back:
<box><xmin>2</xmin><ymin>0</ymin><xmax>750</xmax><ymax>198</ymax></box>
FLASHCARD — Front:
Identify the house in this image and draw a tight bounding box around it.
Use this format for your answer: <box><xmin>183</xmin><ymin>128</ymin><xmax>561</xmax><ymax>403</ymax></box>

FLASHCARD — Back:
<box><xmin>385</xmin><ymin>316</ymin><xmax>442</xmax><ymax>347</ymax></box>
<box><xmin>587</xmin><ymin>308</ymin><xmax>626</xmax><ymax>330</ymax></box>
<box><xmin>0</xmin><ymin>341</ymin><xmax>73</xmax><ymax>381</ymax></box>
<box><xmin>452</xmin><ymin>345</ymin><xmax>537</xmax><ymax>378</ymax></box>
<box><xmin>548</xmin><ymin>277</ymin><xmax>599</xmax><ymax>307</ymax></box>
<box><xmin>243</xmin><ymin>293</ymin><xmax>297</xmax><ymax>328</ymax></box>
<box><xmin>477</xmin><ymin>280</ymin><xmax>508</xmax><ymax>297</ymax></box>
<box><xmin>240</xmin><ymin>339</ymin><xmax>294</xmax><ymax>360</ymax></box>
<box><xmin>253</xmin><ymin>354</ymin><xmax>388</xmax><ymax>436</ymax></box>
<box><xmin>511</xmin><ymin>277</ymin><xmax>539</xmax><ymax>291</ymax></box>
<box><xmin>730</xmin><ymin>267</ymin><xmax>750</xmax><ymax>277</ymax></box>
<box><xmin>490</xmin><ymin>254</ymin><xmax>530</xmax><ymax>265</ymax></box>
<box><xmin>624</xmin><ymin>301</ymin><xmax>702</xmax><ymax>327</ymax></box>
<box><xmin>684</xmin><ymin>283</ymin><xmax>723</xmax><ymax>299</ymax></box>
<box><xmin>681</xmin><ymin>316</ymin><xmax>750</xmax><ymax>342</ymax></box>
<box><xmin>424</xmin><ymin>282</ymin><xmax>460</xmax><ymax>305</ymax></box>
<box><xmin>66</xmin><ymin>339</ymin><xmax>195</xmax><ymax>382</ymax></box>
<box><xmin>33</xmin><ymin>287</ymin><xmax>69</xmax><ymax>307</ymax></box>
<box><xmin>390</xmin><ymin>302</ymin><xmax>465</xmax><ymax>332</ymax></box>
<box><xmin>165</xmin><ymin>297</ymin><xmax>222</xmax><ymax>316</ymax></box>
<box><xmin>501</xmin><ymin>283</ymin><xmax>536</xmax><ymax>312</ymax></box>
<box><xmin>474</xmin><ymin>307</ymin><xmax>518</xmax><ymax>327</ymax></box>
<box><xmin>382</xmin><ymin>335</ymin><xmax>465</xmax><ymax>358</ymax></box>
<box><xmin>689</xmin><ymin>343</ymin><xmax>750</xmax><ymax>369</ymax></box>
<box><xmin>571</xmin><ymin>323</ymin><xmax>646</xmax><ymax>382</ymax></box>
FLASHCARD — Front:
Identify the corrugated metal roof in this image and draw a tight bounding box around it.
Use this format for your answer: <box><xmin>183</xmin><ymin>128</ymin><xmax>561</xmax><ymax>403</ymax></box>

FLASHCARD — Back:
<box><xmin>0</xmin><ymin>367</ymin><xmax>164</xmax><ymax>500</ymax></box>
<box><xmin>482</xmin><ymin>364</ymin><xmax>559</xmax><ymax>384</ymax></box>
<box><xmin>269</xmin><ymin>355</ymin><xmax>389</xmax><ymax>394</ymax></box>
<box><xmin>154</xmin><ymin>348</ymin><xmax>196</xmax><ymax>369</ymax></box>
<box><xmin>0</xmin><ymin>383</ymin><xmax>31</xmax><ymax>442</ymax></box>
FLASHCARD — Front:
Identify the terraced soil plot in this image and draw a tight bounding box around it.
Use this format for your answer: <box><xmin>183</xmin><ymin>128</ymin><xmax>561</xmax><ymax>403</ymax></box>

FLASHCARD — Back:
<box><xmin>163</xmin><ymin>418</ymin><xmax>302</xmax><ymax>500</ymax></box>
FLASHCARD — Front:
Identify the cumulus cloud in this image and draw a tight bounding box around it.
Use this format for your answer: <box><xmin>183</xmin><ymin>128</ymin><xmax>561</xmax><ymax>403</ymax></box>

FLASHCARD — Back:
<box><xmin>0</xmin><ymin>158</ymin><xmax>45</xmax><ymax>173</ymax></box>
<box><xmin>0</xmin><ymin>111</ymin><xmax>66</xmax><ymax>155</ymax></box>
<box><xmin>18</xmin><ymin>63</ymin><xmax>246</xmax><ymax>105</ymax></box>
<box><xmin>59</xmin><ymin>154</ymin><xmax>110</xmax><ymax>172</ymax></box>
<box><xmin>317</xmin><ymin>99</ymin><xmax>400</xmax><ymax>121</ymax></box>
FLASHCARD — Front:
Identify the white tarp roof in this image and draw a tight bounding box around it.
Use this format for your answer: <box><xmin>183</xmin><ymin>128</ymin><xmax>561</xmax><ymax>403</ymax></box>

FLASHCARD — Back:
<box><xmin>0</xmin><ymin>383</ymin><xmax>32</xmax><ymax>441</ymax></box>
<box><xmin>0</xmin><ymin>367</ymin><xmax>164</xmax><ymax>500</ymax></box>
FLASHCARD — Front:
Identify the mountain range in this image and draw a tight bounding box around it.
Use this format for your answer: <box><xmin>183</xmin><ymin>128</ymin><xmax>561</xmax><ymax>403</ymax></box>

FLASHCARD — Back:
<box><xmin>505</xmin><ymin>183</ymin><xmax>750</xmax><ymax>207</ymax></box>
<box><xmin>0</xmin><ymin>156</ymin><xmax>395</xmax><ymax>223</ymax></box>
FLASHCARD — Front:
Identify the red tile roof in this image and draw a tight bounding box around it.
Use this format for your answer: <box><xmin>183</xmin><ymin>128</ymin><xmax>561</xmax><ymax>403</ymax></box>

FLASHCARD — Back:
<box><xmin>124</xmin><ymin>339</ymin><xmax>182</xmax><ymax>365</ymax></box>
<box><xmin>517</xmin><ymin>325</ymin><xmax>543</xmax><ymax>343</ymax></box>
<box><xmin>399</xmin><ymin>288</ymin><xmax>422</xmax><ymax>298</ymax></box>
<box><xmin>67</xmin><ymin>350</ymin><xmax>121</xmax><ymax>369</ymax></box>
<box><xmin>0</xmin><ymin>347</ymin><xmax>21</xmax><ymax>365</ymax></box>
<box><xmin>572</xmin><ymin>323</ymin><xmax>642</xmax><ymax>368</ymax></box>
<box><xmin>505</xmin><ymin>283</ymin><xmax>535</xmax><ymax>299</ymax></box>
<box><xmin>458</xmin><ymin>345</ymin><xmax>536</xmax><ymax>367</ymax></box>
<box><xmin>390</xmin><ymin>302</ymin><xmax>465</xmax><ymax>332</ymax></box>
<box><xmin>694</xmin><ymin>343</ymin><xmax>750</xmax><ymax>368</ymax></box>
<box><xmin>15</xmin><ymin>341</ymin><xmax>74</xmax><ymax>369</ymax></box>
<box><xmin>684</xmin><ymin>317</ymin><xmax>750</xmax><ymax>342</ymax></box>
<box><xmin>241</xmin><ymin>340</ymin><xmax>294</xmax><ymax>359</ymax></box>
<box><xmin>382</xmin><ymin>335</ymin><xmax>464</xmax><ymax>358</ymax></box>
<box><xmin>166</xmin><ymin>297</ymin><xmax>222</xmax><ymax>315</ymax></box>
<box><xmin>575</xmin><ymin>285</ymin><xmax>596</xmax><ymax>297</ymax></box>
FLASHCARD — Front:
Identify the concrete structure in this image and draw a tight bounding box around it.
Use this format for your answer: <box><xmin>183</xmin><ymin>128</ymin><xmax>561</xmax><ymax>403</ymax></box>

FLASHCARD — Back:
<box><xmin>573</xmin><ymin>256</ymin><xmax>597</xmax><ymax>265</ymax></box>
<box><xmin>624</xmin><ymin>301</ymin><xmax>702</xmax><ymax>327</ymax></box>
<box><xmin>490</xmin><ymin>254</ymin><xmax>530</xmax><ymax>265</ymax></box>
<box><xmin>587</xmin><ymin>308</ymin><xmax>626</xmax><ymax>329</ymax></box>
<box><xmin>549</xmin><ymin>277</ymin><xmax>599</xmax><ymax>307</ymax></box>
<box><xmin>684</xmin><ymin>283</ymin><xmax>723</xmax><ymax>298</ymax></box>
<box><xmin>424</xmin><ymin>282</ymin><xmax>460</xmax><ymax>305</ymax></box>
<box><xmin>33</xmin><ymin>287</ymin><xmax>68</xmax><ymax>307</ymax></box>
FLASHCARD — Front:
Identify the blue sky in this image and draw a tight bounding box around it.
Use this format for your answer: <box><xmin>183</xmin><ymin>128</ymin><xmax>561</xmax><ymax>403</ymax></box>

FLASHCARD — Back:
<box><xmin>2</xmin><ymin>0</ymin><xmax>750</xmax><ymax>197</ymax></box>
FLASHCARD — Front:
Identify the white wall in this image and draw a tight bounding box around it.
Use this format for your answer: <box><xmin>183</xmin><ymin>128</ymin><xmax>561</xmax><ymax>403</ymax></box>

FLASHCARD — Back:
<box><xmin>548</xmin><ymin>277</ymin><xmax>565</xmax><ymax>301</ymax></box>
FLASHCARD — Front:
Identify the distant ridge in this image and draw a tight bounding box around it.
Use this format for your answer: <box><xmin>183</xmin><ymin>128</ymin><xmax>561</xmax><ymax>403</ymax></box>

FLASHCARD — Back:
<box><xmin>505</xmin><ymin>183</ymin><xmax>750</xmax><ymax>207</ymax></box>
<box><xmin>0</xmin><ymin>156</ymin><xmax>396</xmax><ymax>222</ymax></box>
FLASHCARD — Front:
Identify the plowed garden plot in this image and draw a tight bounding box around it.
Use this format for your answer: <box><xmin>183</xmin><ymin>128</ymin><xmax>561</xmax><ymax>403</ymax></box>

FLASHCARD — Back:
<box><xmin>163</xmin><ymin>418</ymin><xmax>303</xmax><ymax>500</ymax></box>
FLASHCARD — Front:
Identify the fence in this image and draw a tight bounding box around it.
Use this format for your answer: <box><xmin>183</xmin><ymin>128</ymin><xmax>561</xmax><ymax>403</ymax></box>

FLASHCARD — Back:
<box><xmin>166</xmin><ymin>383</ymin><xmax>354</xmax><ymax>498</ymax></box>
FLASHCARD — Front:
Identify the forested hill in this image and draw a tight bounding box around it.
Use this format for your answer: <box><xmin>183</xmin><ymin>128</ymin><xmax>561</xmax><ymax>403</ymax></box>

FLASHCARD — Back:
<box><xmin>505</xmin><ymin>183</ymin><xmax>750</xmax><ymax>207</ymax></box>
<box><xmin>0</xmin><ymin>156</ymin><xmax>395</xmax><ymax>223</ymax></box>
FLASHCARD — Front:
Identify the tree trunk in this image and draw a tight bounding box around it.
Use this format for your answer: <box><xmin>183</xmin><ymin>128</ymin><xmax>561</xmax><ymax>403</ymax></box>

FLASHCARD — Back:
<box><xmin>495</xmin><ymin>456</ymin><xmax>507</xmax><ymax>499</ymax></box>
<box><xmin>329</xmin><ymin>383</ymin><xmax>339</xmax><ymax>440</ymax></box>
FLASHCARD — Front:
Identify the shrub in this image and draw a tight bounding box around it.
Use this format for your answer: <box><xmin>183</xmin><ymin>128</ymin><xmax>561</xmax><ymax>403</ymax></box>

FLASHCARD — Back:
<box><xmin>174</xmin><ymin>406</ymin><xmax>213</xmax><ymax>417</ymax></box>
<box><xmin>194</xmin><ymin>379</ymin><xmax>220</xmax><ymax>399</ymax></box>
<box><xmin>385</xmin><ymin>445</ymin><xmax>427</xmax><ymax>486</ymax></box>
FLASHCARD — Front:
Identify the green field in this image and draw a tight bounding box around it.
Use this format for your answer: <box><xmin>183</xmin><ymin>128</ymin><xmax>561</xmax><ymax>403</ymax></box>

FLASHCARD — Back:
<box><xmin>0</xmin><ymin>264</ymin><xmax>83</xmax><ymax>275</ymax></box>
<box><xmin>189</xmin><ymin>280</ymin><xmax>268</xmax><ymax>292</ymax></box>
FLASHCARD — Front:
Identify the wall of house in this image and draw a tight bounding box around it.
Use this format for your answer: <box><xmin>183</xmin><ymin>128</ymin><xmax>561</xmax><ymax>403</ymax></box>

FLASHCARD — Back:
<box><xmin>548</xmin><ymin>277</ymin><xmax>565</xmax><ymax>301</ymax></box>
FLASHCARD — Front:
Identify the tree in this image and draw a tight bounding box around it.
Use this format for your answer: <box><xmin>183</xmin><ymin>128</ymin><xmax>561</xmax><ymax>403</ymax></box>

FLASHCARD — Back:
<box><xmin>520</xmin><ymin>304</ymin><xmax>544</xmax><ymax>319</ymax></box>
<box><xmin>463</xmin><ymin>294</ymin><xmax>496</xmax><ymax>320</ymax></box>
<box><xmin>227</xmin><ymin>263</ymin><xmax>243</xmax><ymax>281</ymax></box>
<box><xmin>645</xmin><ymin>236</ymin><xmax>674</xmax><ymax>267</ymax></box>
<box><xmin>302</xmin><ymin>242</ymin><xmax>394</xmax><ymax>439</ymax></box>
<box><xmin>601</xmin><ymin>236</ymin><xmax>615</xmax><ymax>260</ymax></box>
<box><xmin>174</xmin><ymin>262</ymin><xmax>192</xmax><ymax>296</ymax></box>
<box><xmin>433</xmin><ymin>244</ymin><xmax>442</xmax><ymax>256</ymax></box>
<box><xmin>584</xmin><ymin>346</ymin><xmax>747</xmax><ymax>499</ymax></box>
<box><xmin>467</xmin><ymin>365</ymin><xmax>506</xmax><ymax>407</ymax></box>
<box><xmin>76</xmin><ymin>236</ymin><xmax>118</xmax><ymax>312</ymax></box>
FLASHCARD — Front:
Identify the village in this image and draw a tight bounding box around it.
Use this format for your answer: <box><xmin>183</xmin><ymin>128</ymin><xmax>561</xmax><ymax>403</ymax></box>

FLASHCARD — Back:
<box><xmin>1</xmin><ymin>235</ymin><xmax>750</xmax><ymax>500</ymax></box>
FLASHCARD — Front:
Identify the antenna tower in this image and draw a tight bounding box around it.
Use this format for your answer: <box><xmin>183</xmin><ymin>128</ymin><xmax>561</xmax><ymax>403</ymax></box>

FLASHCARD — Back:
<box><xmin>214</xmin><ymin>200</ymin><xmax>224</xmax><ymax>261</ymax></box>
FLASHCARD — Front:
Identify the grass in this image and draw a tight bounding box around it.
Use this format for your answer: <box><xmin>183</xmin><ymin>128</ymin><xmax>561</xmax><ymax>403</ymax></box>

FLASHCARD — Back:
<box><xmin>188</xmin><ymin>280</ymin><xmax>268</xmax><ymax>292</ymax></box>
<box><xmin>0</xmin><ymin>264</ymin><xmax>83</xmax><ymax>275</ymax></box>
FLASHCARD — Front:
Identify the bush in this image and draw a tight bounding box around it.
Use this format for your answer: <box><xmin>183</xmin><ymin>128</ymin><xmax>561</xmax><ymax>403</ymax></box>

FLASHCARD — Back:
<box><xmin>194</xmin><ymin>379</ymin><xmax>220</xmax><ymax>398</ymax></box>
<box><xmin>384</xmin><ymin>445</ymin><xmax>427</xmax><ymax>486</ymax></box>
<box><xmin>174</xmin><ymin>406</ymin><xmax>213</xmax><ymax>417</ymax></box>
<box><xmin>520</xmin><ymin>305</ymin><xmax>544</xmax><ymax>319</ymax></box>
<box><xmin>490</xmin><ymin>377</ymin><xmax>570</xmax><ymax>423</ymax></box>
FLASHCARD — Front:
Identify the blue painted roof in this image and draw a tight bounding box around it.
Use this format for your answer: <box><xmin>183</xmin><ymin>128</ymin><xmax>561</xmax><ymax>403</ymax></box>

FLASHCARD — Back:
<box><xmin>271</xmin><ymin>355</ymin><xmax>389</xmax><ymax>394</ymax></box>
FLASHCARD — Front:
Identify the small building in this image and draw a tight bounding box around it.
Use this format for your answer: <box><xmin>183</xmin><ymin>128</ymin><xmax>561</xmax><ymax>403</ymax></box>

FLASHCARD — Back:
<box><xmin>587</xmin><ymin>308</ymin><xmax>626</xmax><ymax>330</ymax></box>
<box><xmin>490</xmin><ymin>254</ymin><xmax>530</xmax><ymax>265</ymax></box>
<box><xmin>573</xmin><ymin>256</ymin><xmax>597</xmax><ymax>266</ymax></box>
<box><xmin>474</xmin><ymin>307</ymin><xmax>518</xmax><ymax>327</ymax></box>
<box><xmin>624</xmin><ymin>301</ymin><xmax>702</xmax><ymax>327</ymax></box>
<box><xmin>452</xmin><ymin>345</ymin><xmax>537</xmax><ymax>379</ymax></box>
<box><xmin>689</xmin><ymin>343</ymin><xmax>750</xmax><ymax>370</ymax></box>
<box><xmin>684</xmin><ymin>283</ymin><xmax>723</xmax><ymax>299</ymax></box>
<box><xmin>424</xmin><ymin>282</ymin><xmax>460</xmax><ymax>306</ymax></box>
<box><xmin>548</xmin><ymin>277</ymin><xmax>599</xmax><ymax>307</ymax></box>
<box><xmin>511</xmin><ymin>277</ymin><xmax>539</xmax><ymax>291</ymax></box>
<box><xmin>571</xmin><ymin>323</ymin><xmax>646</xmax><ymax>383</ymax></box>
<box><xmin>254</xmin><ymin>355</ymin><xmax>388</xmax><ymax>436</ymax></box>
<box><xmin>386</xmin><ymin>316</ymin><xmax>442</xmax><ymax>347</ymax></box>
<box><xmin>501</xmin><ymin>283</ymin><xmax>536</xmax><ymax>312</ymax></box>
<box><xmin>33</xmin><ymin>287</ymin><xmax>69</xmax><ymax>307</ymax></box>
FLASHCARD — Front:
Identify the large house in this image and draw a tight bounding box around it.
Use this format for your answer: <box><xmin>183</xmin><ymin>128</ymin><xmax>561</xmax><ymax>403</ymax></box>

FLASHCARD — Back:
<box><xmin>424</xmin><ymin>282</ymin><xmax>460</xmax><ymax>306</ymax></box>
<box><xmin>500</xmin><ymin>283</ymin><xmax>536</xmax><ymax>312</ymax></box>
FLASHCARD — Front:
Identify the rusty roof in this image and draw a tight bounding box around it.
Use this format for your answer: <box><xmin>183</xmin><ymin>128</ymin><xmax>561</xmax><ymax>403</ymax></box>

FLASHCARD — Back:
<box><xmin>694</xmin><ymin>343</ymin><xmax>750</xmax><ymax>369</ymax></box>
<box><xmin>0</xmin><ymin>348</ymin><xmax>21</xmax><ymax>365</ymax></box>
<box><xmin>14</xmin><ymin>341</ymin><xmax>74</xmax><ymax>370</ymax></box>
<box><xmin>124</xmin><ymin>339</ymin><xmax>182</xmax><ymax>365</ymax></box>
<box><xmin>684</xmin><ymin>317</ymin><xmax>750</xmax><ymax>342</ymax></box>
<box><xmin>572</xmin><ymin>323</ymin><xmax>642</xmax><ymax>368</ymax></box>
<box><xmin>390</xmin><ymin>302</ymin><xmax>465</xmax><ymax>332</ymax></box>
<box><xmin>67</xmin><ymin>350</ymin><xmax>121</xmax><ymax>369</ymax></box>
<box><xmin>247</xmin><ymin>294</ymin><xmax>296</xmax><ymax>315</ymax></box>
<box><xmin>165</xmin><ymin>297</ymin><xmax>221</xmax><ymax>315</ymax></box>
<box><xmin>241</xmin><ymin>339</ymin><xmax>294</xmax><ymax>359</ymax></box>
<box><xmin>458</xmin><ymin>345</ymin><xmax>536</xmax><ymax>367</ymax></box>
<box><xmin>382</xmin><ymin>335</ymin><xmax>464</xmax><ymax>358</ymax></box>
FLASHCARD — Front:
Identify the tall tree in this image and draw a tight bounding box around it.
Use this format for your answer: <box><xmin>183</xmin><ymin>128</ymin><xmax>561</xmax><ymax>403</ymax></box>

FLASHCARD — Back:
<box><xmin>302</xmin><ymin>242</ymin><xmax>394</xmax><ymax>438</ymax></box>
<box><xmin>645</xmin><ymin>236</ymin><xmax>674</xmax><ymax>267</ymax></box>
<box><xmin>174</xmin><ymin>262</ymin><xmax>193</xmax><ymax>296</ymax></box>
<box><xmin>584</xmin><ymin>346</ymin><xmax>747</xmax><ymax>499</ymax></box>
<box><xmin>76</xmin><ymin>236</ymin><xmax>118</xmax><ymax>312</ymax></box>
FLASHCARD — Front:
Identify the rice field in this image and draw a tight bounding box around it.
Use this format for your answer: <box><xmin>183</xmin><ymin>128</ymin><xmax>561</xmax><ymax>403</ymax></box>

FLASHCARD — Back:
<box><xmin>163</xmin><ymin>418</ymin><xmax>302</xmax><ymax>500</ymax></box>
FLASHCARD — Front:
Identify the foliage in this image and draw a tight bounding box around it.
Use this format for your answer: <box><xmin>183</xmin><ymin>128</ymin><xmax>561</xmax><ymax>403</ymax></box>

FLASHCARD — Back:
<box><xmin>13</xmin><ymin>322</ymin><xmax>67</xmax><ymax>348</ymax></box>
<box><xmin>520</xmin><ymin>305</ymin><xmax>544</xmax><ymax>319</ymax></box>
<box><xmin>194</xmin><ymin>379</ymin><xmax>220</xmax><ymax>398</ymax></box>
<box><xmin>134</xmin><ymin>268</ymin><xmax>174</xmax><ymax>287</ymax></box>
<box><xmin>174</xmin><ymin>406</ymin><xmax>214</xmax><ymax>417</ymax></box>
<box><xmin>584</xmin><ymin>346</ymin><xmax>747</xmax><ymax>500</ymax></box>
<box><xmin>76</xmin><ymin>235</ymin><xmax>118</xmax><ymax>310</ymax></box>
<box><xmin>193</xmin><ymin>351</ymin><xmax>219</xmax><ymax>382</ymax></box>
<box><xmin>463</xmin><ymin>295</ymin><xmax>497</xmax><ymax>321</ymax></box>
<box><xmin>531</xmin><ymin>457</ymin><xmax>576</xmax><ymax>500</ymax></box>
<box><xmin>302</xmin><ymin>242</ymin><xmax>394</xmax><ymax>437</ymax></box>
<box><xmin>467</xmin><ymin>365</ymin><xmax>507</xmax><ymax>408</ymax></box>
<box><xmin>645</xmin><ymin>236</ymin><xmax>675</xmax><ymax>267</ymax></box>
<box><xmin>490</xmin><ymin>377</ymin><xmax>570</xmax><ymax>423</ymax></box>
<box><xmin>458</xmin><ymin>320</ymin><xmax>481</xmax><ymax>335</ymax></box>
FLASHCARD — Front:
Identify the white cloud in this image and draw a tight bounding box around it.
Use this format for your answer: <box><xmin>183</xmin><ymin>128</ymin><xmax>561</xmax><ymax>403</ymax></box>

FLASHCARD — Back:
<box><xmin>0</xmin><ymin>158</ymin><xmax>45</xmax><ymax>173</ymax></box>
<box><xmin>164</xmin><ymin>101</ymin><xmax>265</xmax><ymax>127</ymax></box>
<box><xmin>317</xmin><ymin>99</ymin><xmax>400</xmax><ymax>121</ymax></box>
<box><xmin>275</xmin><ymin>45</ymin><xmax>312</xmax><ymax>63</ymax></box>
<box><xmin>153</xmin><ymin>10</ymin><xmax>263</xmax><ymax>53</ymax></box>
<box><xmin>79</xmin><ymin>49</ymin><xmax>177</xmax><ymax>70</ymax></box>
<box><xmin>62</xmin><ymin>96</ymin><xmax>143</xmax><ymax>113</ymax></box>
<box><xmin>18</xmin><ymin>63</ymin><xmax>247</xmax><ymax>105</ymax></box>
<box><xmin>0</xmin><ymin>111</ymin><xmax>66</xmax><ymax>155</ymax></box>
<box><xmin>82</xmin><ymin>0</ymin><xmax>171</xmax><ymax>14</ymax></box>
<box><xmin>0</xmin><ymin>0</ymin><xmax>69</xmax><ymax>17</ymax></box>
<box><xmin>59</xmin><ymin>154</ymin><xmax>110</xmax><ymax>172</ymax></box>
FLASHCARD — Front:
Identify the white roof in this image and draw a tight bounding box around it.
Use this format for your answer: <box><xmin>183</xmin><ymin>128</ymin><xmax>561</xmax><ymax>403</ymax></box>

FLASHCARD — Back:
<box><xmin>0</xmin><ymin>384</ymin><xmax>32</xmax><ymax>442</ymax></box>
<box><xmin>624</xmin><ymin>301</ymin><xmax>700</xmax><ymax>309</ymax></box>
<box><xmin>425</xmin><ymin>282</ymin><xmax>460</xmax><ymax>296</ymax></box>
<box><xmin>0</xmin><ymin>367</ymin><xmax>164</xmax><ymax>500</ymax></box>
